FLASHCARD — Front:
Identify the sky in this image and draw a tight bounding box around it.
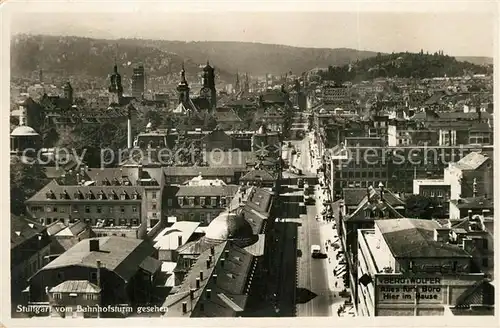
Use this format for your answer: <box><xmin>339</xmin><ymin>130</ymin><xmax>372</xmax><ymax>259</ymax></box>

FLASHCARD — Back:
<box><xmin>7</xmin><ymin>2</ymin><xmax>498</xmax><ymax>57</ymax></box>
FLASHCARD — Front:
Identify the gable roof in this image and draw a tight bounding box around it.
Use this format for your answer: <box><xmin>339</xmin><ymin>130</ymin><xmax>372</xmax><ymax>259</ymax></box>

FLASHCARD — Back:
<box><xmin>11</xmin><ymin>215</ymin><xmax>46</xmax><ymax>249</ymax></box>
<box><xmin>452</xmin><ymin>152</ymin><xmax>490</xmax><ymax>171</ymax></box>
<box><xmin>39</xmin><ymin>237</ymin><xmax>156</xmax><ymax>282</ymax></box>
<box><xmin>376</xmin><ymin>219</ymin><xmax>472</xmax><ymax>258</ymax></box>
<box><xmin>239</xmin><ymin>169</ymin><xmax>276</xmax><ymax>182</ymax></box>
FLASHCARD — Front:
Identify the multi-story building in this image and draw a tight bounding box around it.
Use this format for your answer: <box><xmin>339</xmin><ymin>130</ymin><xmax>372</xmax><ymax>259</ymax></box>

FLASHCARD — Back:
<box><xmin>449</xmin><ymin>197</ymin><xmax>494</xmax><ymax>221</ymax></box>
<box><xmin>131</xmin><ymin>64</ymin><xmax>145</xmax><ymax>99</ymax></box>
<box><xmin>164</xmin><ymin>184</ymin><xmax>240</xmax><ymax>225</ymax></box>
<box><xmin>444</xmin><ymin>152</ymin><xmax>493</xmax><ymax>200</ymax></box>
<box><xmin>337</xmin><ymin>185</ymin><xmax>405</xmax><ymax>308</ymax></box>
<box><xmin>11</xmin><ymin>215</ymin><xmax>52</xmax><ymax>304</ymax></box>
<box><xmin>412</xmin><ymin>179</ymin><xmax>451</xmax><ymax>215</ymax></box>
<box><xmin>357</xmin><ymin>219</ymin><xmax>494</xmax><ymax>316</ymax></box>
<box><xmin>25</xmin><ymin>180</ymin><xmax>148</xmax><ymax>239</ymax></box>
<box><xmin>26</xmin><ymin>237</ymin><xmax>162</xmax><ymax>317</ymax></box>
<box><xmin>322</xmin><ymin>84</ymin><xmax>351</xmax><ymax>105</ymax></box>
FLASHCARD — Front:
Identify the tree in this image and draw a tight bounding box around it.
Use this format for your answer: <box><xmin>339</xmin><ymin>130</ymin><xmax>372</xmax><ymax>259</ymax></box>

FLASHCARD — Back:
<box><xmin>144</xmin><ymin>109</ymin><xmax>163</xmax><ymax>128</ymax></box>
<box><xmin>10</xmin><ymin>157</ymin><xmax>48</xmax><ymax>215</ymax></box>
<box><xmin>404</xmin><ymin>194</ymin><xmax>440</xmax><ymax>219</ymax></box>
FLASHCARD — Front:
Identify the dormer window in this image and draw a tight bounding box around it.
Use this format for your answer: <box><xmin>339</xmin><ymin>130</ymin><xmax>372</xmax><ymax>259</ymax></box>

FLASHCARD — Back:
<box><xmin>120</xmin><ymin>192</ymin><xmax>127</xmax><ymax>200</ymax></box>
<box><xmin>123</xmin><ymin>178</ymin><xmax>131</xmax><ymax>186</ymax></box>
<box><xmin>97</xmin><ymin>191</ymin><xmax>105</xmax><ymax>200</ymax></box>
<box><xmin>102</xmin><ymin>178</ymin><xmax>111</xmax><ymax>186</ymax></box>
<box><xmin>178</xmin><ymin>197</ymin><xmax>184</xmax><ymax>207</ymax></box>
<box><xmin>86</xmin><ymin>191</ymin><xmax>94</xmax><ymax>200</ymax></box>
<box><xmin>59</xmin><ymin>190</ymin><xmax>70</xmax><ymax>199</ymax></box>
<box><xmin>45</xmin><ymin>190</ymin><xmax>55</xmax><ymax>200</ymax></box>
<box><xmin>132</xmin><ymin>191</ymin><xmax>140</xmax><ymax>200</ymax></box>
<box><xmin>74</xmin><ymin>190</ymin><xmax>84</xmax><ymax>199</ymax></box>
<box><xmin>220</xmin><ymin>197</ymin><xmax>226</xmax><ymax>207</ymax></box>
<box><xmin>188</xmin><ymin>197</ymin><xmax>195</xmax><ymax>207</ymax></box>
<box><xmin>200</xmin><ymin>197</ymin><xmax>206</xmax><ymax>207</ymax></box>
<box><xmin>113</xmin><ymin>178</ymin><xmax>120</xmax><ymax>186</ymax></box>
<box><xmin>211</xmin><ymin>197</ymin><xmax>217</xmax><ymax>207</ymax></box>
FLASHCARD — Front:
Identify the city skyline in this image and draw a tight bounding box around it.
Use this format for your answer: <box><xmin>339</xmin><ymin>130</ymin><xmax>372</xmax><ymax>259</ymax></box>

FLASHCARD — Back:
<box><xmin>10</xmin><ymin>10</ymin><xmax>496</xmax><ymax>58</ymax></box>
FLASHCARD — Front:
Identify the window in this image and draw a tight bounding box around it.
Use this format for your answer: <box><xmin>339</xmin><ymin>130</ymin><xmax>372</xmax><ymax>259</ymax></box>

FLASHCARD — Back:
<box><xmin>361</xmin><ymin>171</ymin><xmax>367</xmax><ymax>178</ymax></box>
<box><xmin>188</xmin><ymin>197</ymin><xmax>195</xmax><ymax>207</ymax></box>
<box><xmin>152</xmin><ymin>213</ymin><xmax>157</xmax><ymax>218</ymax></box>
<box><xmin>200</xmin><ymin>197</ymin><xmax>206</xmax><ymax>207</ymax></box>
<box><xmin>84</xmin><ymin>294</ymin><xmax>98</xmax><ymax>301</ymax></box>
<box><xmin>53</xmin><ymin>293</ymin><xmax>62</xmax><ymax>300</ymax></box>
<box><xmin>167</xmin><ymin>199</ymin><xmax>173</xmax><ymax>207</ymax></box>
<box><xmin>437</xmin><ymin>190</ymin><xmax>443</xmax><ymax>197</ymax></box>
<box><xmin>152</xmin><ymin>204</ymin><xmax>157</xmax><ymax>210</ymax></box>
<box><xmin>90</xmin><ymin>272</ymin><xmax>97</xmax><ymax>282</ymax></box>
<box><xmin>120</xmin><ymin>206</ymin><xmax>125</xmax><ymax>213</ymax></box>
<box><xmin>85</xmin><ymin>206</ymin><xmax>90</xmax><ymax>213</ymax></box>
<box><xmin>200</xmin><ymin>213</ymin><xmax>206</xmax><ymax>224</ymax></box>
<box><xmin>120</xmin><ymin>193</ymin><xmax>127</xmax><ymax>200</ymax></box>
<box><xmin>109</xmin><ymin>207</ymin><xmax>113</xmax><ymax>213</ymax></box>
<box><xmin>121</xmin><ymin>233</ymin><xmax>126</xmax><ymax>237</ymax></box>
<box><xmin>60</xmin><ymin>207</ymin><xmax>66</xmax><ymax>213</ymax></box>
<box><xmin>132</xmin><ymin>219</ymin><xmax>139</xmax><ymax>226</ymax></box>
<box><xmin>46</xmin><ymin>206</ymin><xmax>52</xmax><ymax>213</ymax></box>
<box><xmin>189</xmin><ymin>213</ymin><xmax>196</xmax><ymax>221</ymax></box>
<box><xmin>132</xmin><ymin>206</ymin><xmax>137</xmax><ymax>212</ymax></box>
<box><xmin>97</xmin><ymin>206</ymin><xmax>102</xmax><ymax>214</ymax></box>
<box><xmin>152</xmin><ymin>192</ymin><xmax>157</xmax><ymax>200</ymax></box>
<box><xmin>178</xmin><ymin>197</ymin><xmax>184</xmax><ymax>207</ymax></box>
<box><xmin>211</xmin><ymin>197</ymin><xmax>217</xmax><ymax>207</ymax></box>
<box><xmin>430</xmin><ymin>191</ymin><xmax>435</xmax><ymax>197</ymax></box>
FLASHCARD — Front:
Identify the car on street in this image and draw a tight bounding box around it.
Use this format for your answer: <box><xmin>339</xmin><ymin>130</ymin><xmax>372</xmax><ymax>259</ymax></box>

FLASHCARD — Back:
<box><xmin>311</xmin><ymin>245</ymin><xmax>321</xmax><ymax>258</ymax></box>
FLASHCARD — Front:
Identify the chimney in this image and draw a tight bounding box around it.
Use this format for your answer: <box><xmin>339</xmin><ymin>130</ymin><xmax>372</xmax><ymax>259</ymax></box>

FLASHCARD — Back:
<box><xmin>221</xmin><ymin>258</ymin><xmax>225</xmax><ymax>268</ymax></box>
<box><xmin>434</xmin><ymin>228</ymin><xmax>450</xmax><ymax>243</ymax></box>
<box><xmin>206</xmin><ymin>289</ymin><xmax>212</xmax><ymax>300</ymax></box>
<box><xmin>96</xmin><ymin>260</ymin><xmax>101</xmax><ymax>289</ymax></box>
<box><xmin>468</xmin><ymin>210</ymin><xmax>473</xmax><ymax>220</ymax></box>
<box><xmin>210</xmin><ymin>246</ymin><xmax>215</xmax><ymax>256</ymax></box>
<box><xmin>89</xmin><ymin>239</ymin><xmax>99</xmax><ymax>252</ymax></box>
<box><xmin>213</xmin><ymin>274</ymin><xmax>218</xmax><ymax>283</ymax></box>
<box><xmin>366</xmin><ymin>186</ymin><xmax>371</xmax><ymax>202</ymax></box>
<box><xmin>196</xmin><ymin>277</ymin><xmax>200</xmax><ymax>288</ymax></box>
<box><xmin>378</xmin><ymin>182</ymin><xmax>385</xmax><ymax>201</ymax></box>
<box><xmin>178</xmin><ymin>235</ymin><xmax>183</xmax><ymax>247</ymax></box>
<box><xmin>182</xmin><ymin>302</ymin><xmax>187</xmax><ymax>313</ymax></box>
<box><xmin>189</xmin><ymin>288</ymin><xmax>195</xmax><ymax>300</ymax></box>
<box><xmin>127</xmin><ymin>107</ymin><xmax>133</xmax><ymax>149</ymax></box>
<box><xmin>199</xmin><ymin>271</ymin><xmax>204</xmax><ymax>281</ymax></box>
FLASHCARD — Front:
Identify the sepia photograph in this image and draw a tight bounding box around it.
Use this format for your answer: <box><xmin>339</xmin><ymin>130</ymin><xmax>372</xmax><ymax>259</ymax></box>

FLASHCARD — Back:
<box><xmin>2</xmin><ymin>0</ymin><xmax>498</xmax><ymax>325</ymax></box>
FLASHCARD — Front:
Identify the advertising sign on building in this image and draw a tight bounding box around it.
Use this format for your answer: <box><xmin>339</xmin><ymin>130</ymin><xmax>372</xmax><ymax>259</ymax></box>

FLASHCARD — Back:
<box><xmin>376</xmin><ymin>276</ymin><xmax>444</xmax><ymax>304</ymax></box>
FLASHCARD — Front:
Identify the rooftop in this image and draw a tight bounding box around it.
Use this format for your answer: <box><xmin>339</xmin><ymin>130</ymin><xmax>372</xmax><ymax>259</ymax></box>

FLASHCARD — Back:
<box><xmin>154</xmin><ymin>221</ymin><xmax>201</xmax><ymax>251</ymax></box>
<box><xmin>49</xmin><ymin>280</ymin><xmax>101</xmax><ymax>294</ymax></box>
<box><xmin>450</xmin><ymin>197</ymin><xmax>494</xmax><ymax>209</ymax></box>
<box><xmin>452</xmin><ymin>152</ymin><xmax>490</xmax><ymax>171</ymax></box>
<box><xmin>39</xmin><ymin>237</ymin><xmax>159</xmax><ymax>282</ymax></box>
<box><xmin>375</xmin><ymin>218</ymin><xmax>472</xmax><ymax>258</ymax></box>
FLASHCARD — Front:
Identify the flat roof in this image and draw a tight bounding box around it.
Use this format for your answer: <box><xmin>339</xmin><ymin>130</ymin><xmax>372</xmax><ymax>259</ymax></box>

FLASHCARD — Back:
<box><xmin>413</xmin><ymin>179</ymin><xmax>448</xmax><ymax>186</ymax></box>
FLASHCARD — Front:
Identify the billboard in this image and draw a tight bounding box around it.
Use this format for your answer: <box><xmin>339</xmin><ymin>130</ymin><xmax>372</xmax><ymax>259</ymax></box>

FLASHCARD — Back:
<box><xmin>376</xmin><ymin>276</ymin><xmax>443</xmax><ymax>304</ymax></box>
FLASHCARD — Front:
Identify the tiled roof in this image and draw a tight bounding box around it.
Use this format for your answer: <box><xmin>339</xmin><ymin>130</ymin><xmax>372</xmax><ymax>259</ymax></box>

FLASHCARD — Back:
<box><xmin>213</xmin><ymin>108</ymin><xmax>242</xmax><ymax>122</ymax></box>
<box><xmin>203</xmin><ymin>151</ymin><xmax>256</xmax><ymax>168</ymax></box>
<box><xmin>450</xmin><ymin>197</ymin><xmax>494</xmax><ymax>210</ymax></box>
<box><xmin>40</xmin><ymin>237</ymin><xmax>157</xmax><ymax>282</ymax></box>
<box><xmin>163</xmin><ymin>241</ymin><xmax>253</xmax><ymax>317</ymax></box>
<box><xmin>452</xmin><ymin>152</ymin><xmax>490</xmax><ymax>170</ymax></box>
<box><xmin>163</xmin><ymin>166</ymin><xmax>238</xmax><ymax>177</ymax></box>
<box><xmin>139</xmin><ymin>256</ymin><xmax>163</xmax><ymax>274</ymax></box>
<box><xmin>376</xmin><ymin>218</ymin><xmax>472</xmax><ymax>258</ymax></box>
<box><xmin>11</xmin><ymin>214</ymin><xmax>46</xmax><ymax>249</ymax></box>
<box><xmin>26</xmin><ymin>180</ymin><xmax>145</xmax><ymax>202</ymax></box>
<box><xmin>165</xmin><ymin>185</ymin><xmax>240</xmax><ymax>197</ymax></box>
<box><xmin>49</xmin><ymin>280</ymin><xmax>101</xmax><ymax>294</ymax></box>
<box><xmin>239</xmin><ymin>169</ymin><xmax>276</xmax><ymax>182</ymax></box>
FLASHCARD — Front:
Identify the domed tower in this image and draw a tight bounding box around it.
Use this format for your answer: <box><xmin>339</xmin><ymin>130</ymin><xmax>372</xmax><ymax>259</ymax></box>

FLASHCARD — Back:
<box><xmin>10</xmin><ymin>120</ymin><xmax>41</xmax><ymax>156</ymax></box>
<box><xmin>108</xmin><ymin>63</ymin><xmax>123</xmax><ymax>106</ymax></box>
<box><xmin>63</xmin><ymin>82</ymin><xmax>73</xmax><ymax>105</ymax></box>
<box><xmin>176</xmin><ymin>63</ymin><xmax>190</xmax><ymax>105</ymax></box>
<box><xmin>199</xmin><ymin>60</ymin><xmax>217</xmax><ymax>110</ymax></box>
<box><xmin>204</xmin><ymin>210</ymin><xmax>257</xmax><ymax>248</ymax></box>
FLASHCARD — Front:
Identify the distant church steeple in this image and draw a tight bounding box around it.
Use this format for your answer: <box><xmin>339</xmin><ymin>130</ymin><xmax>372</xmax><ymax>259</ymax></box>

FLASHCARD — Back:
<box><xmin>200</xmin><ymin>60</ymin><xmax>217</xmax><ymax>110</ymax></box>
<box><xmin>235</xmin><ymin>72</ymin><xmax>240</xmax><ymax>94</ymax></box>
<box><xmin>108</xmin><ymin>62</ymin><xmax>123</xmax><ymax>106</ymax></box>
<box><xmin>177</xmin><ymin>62</ymin><xmax>190</xmax><ymax>105</ymax></box>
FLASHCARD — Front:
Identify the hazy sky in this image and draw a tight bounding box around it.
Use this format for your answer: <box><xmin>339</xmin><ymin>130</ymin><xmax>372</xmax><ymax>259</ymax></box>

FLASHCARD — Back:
<box><xmin>8</xmin><ymin>2</ymin><xmax>497</xmax><ymax>57</ymax></box>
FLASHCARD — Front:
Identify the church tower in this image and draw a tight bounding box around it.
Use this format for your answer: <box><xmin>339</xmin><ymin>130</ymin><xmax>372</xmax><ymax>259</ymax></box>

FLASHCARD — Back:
<box><xmin>234</xmin><ymin>72</ymin><xmax>240</xmax><ymax>94</ymax></box>
<box><xmin>63</xmin><ymin>82</ymin><xmax>73</xmax><ymax>105</ymax></box>
<box><xmin>177</xmin><ymin>63</ymin><xmax>190</xmax><ymax>105</ymax></box>
<box><xmin>108</xmin><ymin>63</ymin><xmax>123</xmax><ymax>106</ymax></box>
<box><xmin>200</xmin><ymin>61</ymin><xmax>217</xmax><ymax>110</ymax></box>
